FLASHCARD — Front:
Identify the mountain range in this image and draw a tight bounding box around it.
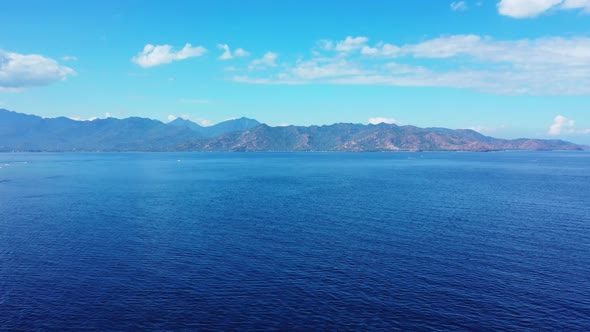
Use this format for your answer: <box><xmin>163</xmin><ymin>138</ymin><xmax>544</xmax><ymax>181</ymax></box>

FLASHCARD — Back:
<box><xmin>0</xmin><ymin>109</ymin><xmax>586</xmax><ymax>152</ymax></box>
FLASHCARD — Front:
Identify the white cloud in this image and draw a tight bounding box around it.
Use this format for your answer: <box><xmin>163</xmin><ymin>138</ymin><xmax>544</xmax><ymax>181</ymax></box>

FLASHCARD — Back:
<box><xmin>498</xmin><ymin>0</ymin><xmax>561</xmax><ymax>18</ymax></box>
<box><xmin>561</xmin><ymin>0</ymin><xmax>590</xmax><ymax>14</ymax></box>
<box><xmin>401</xmin><ymin>35</ymin><xmax>483</xmax><ymax>58</ymax></box>
<box><xmin>389</xmin><ymin>34</ymin><xmax>590</xmax><ymax>68</ymax></box>
<box><xmin>497</xmin><ymin>0</ymin><xmax>590</xmax><ymax>18</ymax></box>
<box><xmin>291</xmin><ymin>58</ymin><xmax>367</xmax><ymax>79</ymax></box>
<box><xmin>218</xmin><ymin>44</ymin><xmax>233</xmax><ymax>60</ymax></box>
<box><xmin>218</xmin><ymin>44</ymin><xmax>250</xmax><ymax>60</ymax></box>
<box><xmin>549</xmin><ymin>115</ymin><xmax>576</xmax><ymax>134</ymax></box>
<box><xmin>234</xmin><ymin>48</ymin><xmax>249</xmax><ymax>57</ymax></box>
<box><xmin>362</xmin><ymin>43</ymin><xmax>400</xmax><ymax>57</ymax></box>
<box><xmin>249</xmin><ymin>52</ymin><xmax>278</xmax><ymax>70</ymax></box>
<box><xmin>231</xmin><ymin>34</ymin><xmax>590</xmax><ymax>95</ymax></box>
<box><xmin>548</xmin><ymin>115</ymin><xmax>590</xmax><ymax>135</ymax></box>
<box><xmin>323</xmin><ymin>36</ymin><xmax>369</xmax><ymax>52</ymax></box>
<box><xmin>451</xmin><ymin>1</ymin><xmax>468</xmax><ymax>11</ymax></box>
<box><xmin>361</xmin><ymin>46</ymin><xmax>379</xmax><ymax>55</ymax></box>
<box><xmin>68</xmin><ymin>116</ymin><xmax>98</xmax><ymax>121</ymax></box>
<box><xmin>61</xmin><ymin>56</ymin><xmax>78</xmax><ymax>61</ymax></box>
<box><xmin>562</xmin><ymin>0</ymin><xmax>590</xmax><ymax>9</ymax></box>
<box><xmin>369</xmin><ymin>117</ymin><xmax>397</xmax><ymax>125</ymax></box>
<box><xmin>336</xmin><ymin>36</ymin><xmax>369</xmax><ymax>52</ymax></box>
<box><xmin>355</xmin><ymin>35</ymin><xmax>487</xmax><ymax>59</ymax></box>
<box><xmin>68</xmin><ymin>112</ymin><xmax>113</xmax><ymax>121</ymax></box>
<box><xmin>132</xmin><ymin>43</ymin><xmax>207</xmax><ymax>68</ymax></box>
<box><xmin>0</xmin><ymin>49</ymin><xmax>75</xmax><ymax>90</ymax></box>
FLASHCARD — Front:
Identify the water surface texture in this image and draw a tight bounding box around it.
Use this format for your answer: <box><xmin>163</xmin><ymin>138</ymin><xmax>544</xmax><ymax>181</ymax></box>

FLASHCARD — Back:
<box><xmin>1</xmin><ymin>152</ymin><xmax>589</xmax><ymax>330</ymax></box>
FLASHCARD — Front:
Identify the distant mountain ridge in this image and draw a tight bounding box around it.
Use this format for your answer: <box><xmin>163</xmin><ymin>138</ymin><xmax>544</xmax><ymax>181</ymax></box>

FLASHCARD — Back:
<box><xmin>0</xmin><ymin>109</ymin><xmax>587</xmax><ymax>152</ymax></box>
<box><xmin>0</xmin><ymin>109</ymin><xmax>258</xmax><ymax>151</ymax></box>
<box><xmin>168</xmin><ymin>117</ymin><xmax>261</xmax><ymax>138</ymax></box>
<box><xmin>187</xmin><ymin>123</ymin><xmax>586</xmax><ymax>152</ymax></box>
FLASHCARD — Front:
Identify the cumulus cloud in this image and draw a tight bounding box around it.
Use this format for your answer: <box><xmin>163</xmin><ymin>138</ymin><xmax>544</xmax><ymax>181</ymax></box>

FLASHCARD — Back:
<box><xmin>497</xmin><ymin>0</ymin><xmax>590</xmax><ymax>18</ymax></box>
<box><xmin>369</xmin><ymin>117</ymin><xmax>397</xmax><ymax>125</ymax></box>
<box><xmin>217</xmin><ymin>44</ymin><xmax>250</xmax><ymax>60</ymax></box>
<box><xmin>547</xmin><ymin>115</ymin><xmax>590</xmax><ymax>135</ymax></box>
<box><xmin>231</xmin><ymin>34</ymin><xmax>590</xmax><ymax>95</ymax></box>
<box><xmin>132</xmin><ymin>43</ymin><xmax>207</xmax><ymax>68</ymax></box>
<box><xmin>0</xmin><ymin>49</ymin><xmax>76</xmax><ymax>91</ymax></box>
<box><xmin>451</xmin><ymin>1</ymin><xmax>468</xmax><ymax>11</ymax></box>
<box><xmin>249</xmin><ymin>52</ymin><xmax>278</xmax><ymax>70</ymax></box>
<box><xmin>549</xmin><ymin>115</ymin><xmax>575</xmax><ymax>134</ymax></box>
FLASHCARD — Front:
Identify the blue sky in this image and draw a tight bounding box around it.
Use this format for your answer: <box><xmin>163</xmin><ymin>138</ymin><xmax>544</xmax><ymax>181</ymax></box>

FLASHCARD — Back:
<box><xmin>1</xmin><ymin>0</ymin><xmax>590</xmax><ymax>143</ymax></box>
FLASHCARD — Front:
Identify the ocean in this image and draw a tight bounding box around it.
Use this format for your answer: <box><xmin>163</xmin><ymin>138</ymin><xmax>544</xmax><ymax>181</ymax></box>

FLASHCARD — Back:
<box><xmin>1</xmin><ymin>152</ymin><xmax>589</xmax><ymax>330</ymax></box>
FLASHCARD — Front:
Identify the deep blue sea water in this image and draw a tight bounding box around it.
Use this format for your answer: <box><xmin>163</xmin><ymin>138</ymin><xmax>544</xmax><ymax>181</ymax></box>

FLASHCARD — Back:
<box><xmin>1</xmin><ymin>152</ymin><xmax>589</xmax><ymax>331</ymax></box>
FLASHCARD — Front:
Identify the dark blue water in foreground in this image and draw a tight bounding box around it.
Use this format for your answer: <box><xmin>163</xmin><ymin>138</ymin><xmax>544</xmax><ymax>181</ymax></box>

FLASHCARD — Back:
<box><xmin>1</xmin><ymin>152</ymin><xmax>589</xmax><ymax>331</ymax></box>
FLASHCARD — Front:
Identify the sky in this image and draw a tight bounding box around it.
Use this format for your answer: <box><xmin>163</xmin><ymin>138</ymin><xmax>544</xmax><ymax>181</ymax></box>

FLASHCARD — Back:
<box><xmin>1</xmin><ymin>0</ymin><xmax>590</xmax><ymax>143</ymax></box>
